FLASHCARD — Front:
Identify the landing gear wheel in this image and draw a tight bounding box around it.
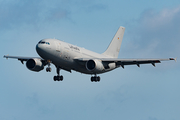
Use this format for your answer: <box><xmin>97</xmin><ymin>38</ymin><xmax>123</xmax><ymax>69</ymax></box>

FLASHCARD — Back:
<box><xmin>91</xmin><ymin>77</ymin><xmax>94</xmax><ymax>82</ymax></box>
<box><xmin>91</xmin><ymin>76</ymin><xmax>100</xmax><ymax>82</ymax></box>
<box><xmin>54</xmin><ymin>76</ymin><xmax>57</xmax><ymax>81</ymax></box>
<box><xmin>53</xmin><ymin>75</ymin><xmax>63</xmax><ymax>81</ymax></box>
<box><xmin>97</xmin><ymin>76</ymin><xmax>100</xmax><ymax>82</ymax></box>
<box><xmin>57</xmin><ymin>76</ymin><xmax>61</xmax><ymax>81</ymax></box>
<box><xmin>46</xmin><ymin>67</ymin><xmax>51</xmax><ymax>72</ymax></box>
<box><xmin>60</xmin><ymin>76</ymin><xmax>63</xmax><ymax>81</ymax></box>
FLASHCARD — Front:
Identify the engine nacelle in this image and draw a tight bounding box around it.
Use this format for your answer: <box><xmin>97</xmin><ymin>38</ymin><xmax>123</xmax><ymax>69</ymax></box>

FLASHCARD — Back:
<box><xmin>26</xmin><ymin>58</ymin><xmax>44</xmax><ymax>72</ymax></box>
<box><xmin>86</xmin><ymin>59</ymin><xmax>104</xmax><ymax>73</ymax></box>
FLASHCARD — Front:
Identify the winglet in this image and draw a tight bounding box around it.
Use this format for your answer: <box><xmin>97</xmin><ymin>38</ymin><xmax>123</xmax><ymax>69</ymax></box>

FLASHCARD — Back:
<box><xmin>170</xmin><ymin>58</ymin><xmax>177</xmax><ymax>62</ymax></box>
<box><xmin>4</xmin><ymin>55</ymin><xmax>9</xmax><ymax>59</ymax></box>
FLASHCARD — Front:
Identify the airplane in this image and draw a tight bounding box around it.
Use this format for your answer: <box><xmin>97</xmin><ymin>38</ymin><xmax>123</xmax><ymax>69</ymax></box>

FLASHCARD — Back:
<box><xmin>4</xmin><ymin>26</ymin><xmax>176</xmax><ymax>82</ymax></box>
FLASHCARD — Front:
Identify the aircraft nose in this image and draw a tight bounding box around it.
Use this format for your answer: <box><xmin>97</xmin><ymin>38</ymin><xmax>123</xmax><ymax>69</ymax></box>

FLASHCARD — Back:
<box><xmin>36</xmin><ymin>44</ymin><xmax>44</xmax><ymax>56</ymax></box>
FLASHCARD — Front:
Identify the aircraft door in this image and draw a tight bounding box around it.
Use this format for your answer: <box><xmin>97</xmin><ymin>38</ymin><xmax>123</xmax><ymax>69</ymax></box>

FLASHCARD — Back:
<box><xmin>56</xmin><ymin>42</ymin><xmax>61</xmax><ymax>52</ymax></box>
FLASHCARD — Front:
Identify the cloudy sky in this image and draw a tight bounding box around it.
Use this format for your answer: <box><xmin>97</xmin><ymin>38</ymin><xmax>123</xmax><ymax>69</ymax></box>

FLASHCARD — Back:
<box><xmin>1</xmin><ymin>0</ymin><xmax>180</xmax><ymax>120</ymax></box>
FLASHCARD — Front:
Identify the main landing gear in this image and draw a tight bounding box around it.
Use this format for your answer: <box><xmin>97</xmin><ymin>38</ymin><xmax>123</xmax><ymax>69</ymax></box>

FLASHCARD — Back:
<box><xmin>45</xmin><ymin>60</ymin><xmax>63</xmax><ymax>81</ymax></box>
<box><xmin>53</xmin><ymin>66</ymin><xmax>63</xmax><ymax>81</ymax></box>
<box><xmin>91</xmin><ymin>75</ymin><xmax>100</xmax><ymax>82</ymax></box>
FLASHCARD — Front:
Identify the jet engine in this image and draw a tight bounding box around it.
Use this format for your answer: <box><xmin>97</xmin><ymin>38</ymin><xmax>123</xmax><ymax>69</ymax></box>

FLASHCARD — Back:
<box><xmin>86</xmin><ymin>59</ymin><xmax>104</xmax><ymax>73</ymax></box>
<box><xmin>26</xmin><ymin>58</ymin><xmax>44</xmax><ymax>72</ymax></box>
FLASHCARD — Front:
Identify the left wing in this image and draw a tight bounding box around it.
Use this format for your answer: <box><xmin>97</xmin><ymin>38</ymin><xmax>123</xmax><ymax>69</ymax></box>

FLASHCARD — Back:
<box><xmin>75</xmin><ymin>58</ymin><xmax>176</xmax><ymax>68</ymax></box>
<box><xmin>4</xmin><ymin>55</ymin><xmax>42</xmax><ymax>64</ymax></box>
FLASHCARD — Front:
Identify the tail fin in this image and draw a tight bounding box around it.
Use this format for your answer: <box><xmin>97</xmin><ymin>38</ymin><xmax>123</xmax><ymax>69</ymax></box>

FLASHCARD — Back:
<box><xmin>102</xmin><ymin>26</ymin><xmax>125</xmax><ymax>58</ymax></box>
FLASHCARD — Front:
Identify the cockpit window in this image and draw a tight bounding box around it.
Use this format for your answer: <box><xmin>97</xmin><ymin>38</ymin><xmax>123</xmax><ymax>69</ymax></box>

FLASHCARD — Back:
<box><xmin>46</xmin><ymin>42</ymin><xmax>50</xmax><ymax>45</ymax></box>
<box><xmin>38</xmin><ymin>41</ymin><xmax>45</xmax><ymax>44</ymax></box>
<box><xmin>38</xmin><ymin>41</ymin><xmax>50</xmax><ymax>45</ymax></box>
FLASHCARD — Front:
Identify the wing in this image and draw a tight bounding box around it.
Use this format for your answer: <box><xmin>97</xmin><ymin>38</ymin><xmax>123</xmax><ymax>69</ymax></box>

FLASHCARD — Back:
<box><xmin>4</xmin><ymin>55</ymin><xmax>42</xmax><ymax>64</ymax></box>
<box><xmin>101</xmin><ymin>58</ymin><xmax>176</xmax><ymax>68</ymax></box>
<box><xmin>75</xmin><ymin>58</ymin><xmax>176</xmax><ymax>68</ymax></box>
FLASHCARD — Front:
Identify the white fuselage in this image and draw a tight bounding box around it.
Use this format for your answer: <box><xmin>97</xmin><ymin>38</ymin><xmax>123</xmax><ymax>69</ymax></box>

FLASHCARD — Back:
<box><xmin>36</xmin><ymin>39</ymin><xmax>115</xmax><ymax>74</ymax></box>
<box><xmin>4</xmin><ymin>26</ymin><xmax>174</xmax><ymax>81</ymax></box>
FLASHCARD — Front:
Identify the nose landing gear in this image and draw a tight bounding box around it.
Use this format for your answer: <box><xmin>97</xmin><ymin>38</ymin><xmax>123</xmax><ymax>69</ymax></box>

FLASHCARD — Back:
<box><xmin>46</xmin><ymin>60</ymin><xmax>51</xmax><ymax>72</ymax></box>
<box><xmin>46</xmin><ymin>67</ymin><xmax>51</xmax><ymax>72</ymax></box>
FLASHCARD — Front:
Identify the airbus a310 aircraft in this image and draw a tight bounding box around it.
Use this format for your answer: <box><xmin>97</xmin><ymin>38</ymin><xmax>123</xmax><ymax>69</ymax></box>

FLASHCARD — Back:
<box><xmin>4</xmin><ymin>27</ymin><xmax>175</xmax><ymax>82</ymax></box>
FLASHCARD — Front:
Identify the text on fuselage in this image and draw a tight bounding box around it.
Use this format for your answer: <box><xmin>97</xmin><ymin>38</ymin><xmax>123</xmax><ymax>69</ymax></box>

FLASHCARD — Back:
<box><xmin>69</xmin><ymin>45</ymin><xmax>80</xmax><ymax>51</ymax></box>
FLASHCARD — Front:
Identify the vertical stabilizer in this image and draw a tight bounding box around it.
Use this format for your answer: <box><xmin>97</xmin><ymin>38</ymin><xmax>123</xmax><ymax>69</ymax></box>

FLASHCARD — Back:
<box><xmin>102</xmin><ymin>26</ymin><xmax>125</xmax><ymax>58</ymax></box>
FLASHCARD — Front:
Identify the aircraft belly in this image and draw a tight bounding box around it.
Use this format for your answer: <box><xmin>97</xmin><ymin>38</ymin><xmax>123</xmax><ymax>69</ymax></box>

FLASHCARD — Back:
<box><xmin>72</xmin><ymin>64</ymin><xmax>113</xmax><ymax>75</ymax></box>
<box><xmin>53</xmin><ymin>57</ymin><xmax>73</xmax><ymax>68</ymax></box>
